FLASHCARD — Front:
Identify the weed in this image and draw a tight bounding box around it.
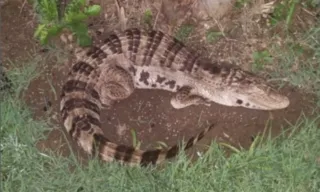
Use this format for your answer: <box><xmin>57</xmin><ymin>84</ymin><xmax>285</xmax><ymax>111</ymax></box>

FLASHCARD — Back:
<box><xmin>264</xmin><ymin>26</ymin><xmax>320</xmax><ymax>107</ymax></box>
<box><xmin>155</xmin><ymin>141</ymin><xmax>169</xmax><ymax>149</ymax></box>
<box><xmin>175</xmin><ymin>24</ymin><xmax>194</xmax><ymax>42</ymax></box>
<box><xmin>235</xmin><ymin>0</ymin><xmax>250</xmax><ymax>8</ymax></box>
<box><xmin>143</xmin><ymin>9</ymin><xmax>153</xmax><ymax>27</ymax></box>
<box><xmin>268</xmin><ymin>0</ymin><xmax>299</xmax><ymax>28</ymax></box>
<box><xmin>286</xmin><ymin>0</ymin><xmax>299</xmax><ymax>28</ymax></box>
<box><xmin>304</xmin><ymin>27</ymin><xmax>320</xmax><ymax>58</ymax></box>
<box><xmin>205</xmin><ymin>29</ymin><xmax>223</xmax><ymax>43</ymax></box>
<box><xmin>130</xmin><ymin>129</ymin><xmax>141</xmax><ymax>149</ymax></box>
<box><xmin>5</xmin><ymin>58</ymin><xmax>43</xmax><ymax>98</ymax></box>
<box><xmin>0</xmin><ymin>70</ymin><xmax>12</xmax><ymax>94</ymax></box>
<box><xmin>252</xmin><ymin>50</ymin><xmax>273</xmax><ymax>72</ymax></box>
<box><xmin>33</xmin><ymin>0</ymin><xmax>101</xmax><ymax>46</ymax></box>
<box><xmin>302</xmin><ymin>0</ymin><xmax>320</xmax><ymax>8</ymax></box>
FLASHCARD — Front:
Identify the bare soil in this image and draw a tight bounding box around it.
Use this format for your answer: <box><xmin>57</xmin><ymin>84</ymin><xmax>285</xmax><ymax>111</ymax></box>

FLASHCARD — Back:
<box><xmin>1</xmin><ymin>0</ymin><xmax>318</xmax><ymax>163</ymax></box>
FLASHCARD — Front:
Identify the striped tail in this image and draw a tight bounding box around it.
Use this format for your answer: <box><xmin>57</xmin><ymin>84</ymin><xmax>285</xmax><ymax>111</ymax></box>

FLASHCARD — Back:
<box><xmin>92</xmin><ymin>124</ymin><xmax>214</xmax><ymax>166</ymax></box>
<box><xmin>60</xmin><ymin>81</ymin><xmax>214</xmax><ymax>166</ymax></box>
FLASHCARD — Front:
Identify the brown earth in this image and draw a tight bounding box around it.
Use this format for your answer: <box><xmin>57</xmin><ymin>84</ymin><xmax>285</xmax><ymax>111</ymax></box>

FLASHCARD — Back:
<box><xmin>1</xmin><ymin>0</ymin><xmax>318</xmax><ymax>163</ymax></box>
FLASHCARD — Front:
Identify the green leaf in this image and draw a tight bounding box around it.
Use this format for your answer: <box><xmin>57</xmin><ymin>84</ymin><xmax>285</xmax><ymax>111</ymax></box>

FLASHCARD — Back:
<box><xmin>47</xmin><ymin>25</ymin><xmax>63</xmax><ymax>37</ymax></box>
<box><xmin>84</xmin><ymin>5</ymin><xmax>101</xmax><ymax>16</ymax></box>
<box><xmin>206</xmin><ymin>30</ymin><xmax>223</xmax><ymax>43</ymax></box>
<box><xmin>143</xmin><ymin>9</ymin><xmax>152</xmax><ymax>25</ymax></box>
<box><xmin>35</xmin><ymin>0</ymin><xmax>59</xmax><ymax>22</ymax></box>
<box><xmin>65</xmin><ymin>12</ymin><xmax>88</xmax><ymax>23</ymax></box>
<box><xmin>39</xmin><ymin>29</ymin><xmax>49</xmax><ymax>44</ymax></box>
<box><xmin>68</xmin><ymin>23</ymin><xmax>92</xmax><ymax>46</ymax></box>
<box><xmin>69</xmin><ymin>22</ymin><xmax>87</xmax><ymax>35</ymax></box>
<box><xmin>33</xmin><ymin>23</ymin><xmax>49</xmax><ymax>44</ymax></box>
<box><xmin>65</xmin><ymin>0</ymin><xmax>84</xmax><ymax>16</ymax></box>
<box><xmin>34</xmin><ymin>23</ymin><xmax>64</xmax><ymax>45</ymax></box>
<box><xmin>34</xmin><ymin>0</ymin><xmax>100</xmax><ymax>46</ymax></box>
<box><xmin>34</xmin><ymin>24</ymin><xmax>46</xmax><ymax>38</ymax></box>
<box><xmin>77</xmin><ymin>34</ymin><xmax>92</xmax><ymax>47</ymax></box>
<box><xmin>130</xmin><ymin>129</ymin><xmax>138</xmax><ymax>148</ymax></box>
<box><xmin>78</xmin><ymin>0</ymin><xmax>86</xmax><ymax>7</ymax></box>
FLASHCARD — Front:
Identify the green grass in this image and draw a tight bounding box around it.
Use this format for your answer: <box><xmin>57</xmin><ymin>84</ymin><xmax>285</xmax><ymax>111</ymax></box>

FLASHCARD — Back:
<box><xmin>1</xmin><ymin>10</ymin><xmax>320</xmax><ymax>192</ymax></box>
<box><xmin>268</xmin><ymin>0</ymin><xmax>299</xmax><ymax>28</ymax></box>
<box><xmin>250</xmin><ymin>26</ymin><xmax>320</xmax><ymax>103</ymax></box>
<box><xmin>302</xmin><ymin>0</ymin><xmax>320</xmax><ymax>8</ymax></box>
<box><xmin>252</xmin><ymin>50</ymin><xmax>273</xmax><ymax>72</ymax></box>
<box><xmin>2</xmin><ymin>85</ymin><xmax>320</xmax><ymax>191</ymax></box>
<box><xmin>3</xmin><ymin>57</ymin><xmax>42</xmax><ymax>98</ymax></box>
<box><xmin>269</xmin><ymin>27</ymin><xmax>320</xmax><ymax>99</ymax></box>
<box><xmin>1</xmin><ymin>55</ymin><xmax>320</xmax><ymax>191</ymax></box>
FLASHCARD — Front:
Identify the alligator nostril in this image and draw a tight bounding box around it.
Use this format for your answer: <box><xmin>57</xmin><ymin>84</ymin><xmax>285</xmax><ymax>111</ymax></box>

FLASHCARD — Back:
<box><xmin>236</xmin><ymin>99</ymin><xmax>243</xmax><ymax>105</ymax></box>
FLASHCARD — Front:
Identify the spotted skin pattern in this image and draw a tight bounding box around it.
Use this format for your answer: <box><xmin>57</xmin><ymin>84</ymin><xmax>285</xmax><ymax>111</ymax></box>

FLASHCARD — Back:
<box><xmin>60</xmin><ymin>28</ymin><xmax>289</xmax><ymax>166</ymax></box>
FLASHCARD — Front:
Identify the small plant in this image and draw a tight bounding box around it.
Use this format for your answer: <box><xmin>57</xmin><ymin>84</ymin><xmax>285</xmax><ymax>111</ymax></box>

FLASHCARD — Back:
<box><xmin>235</xmin><ymin>0</ymin><xmax>250</xmax><ymax>8</ymax></box>
<box><xmin>301</xmin><ymin>0</ymin><xmax>320</xmax><ymax>8</ymax></box>
<box><xmin>252</xmin><ymin>50</ymin><xmax>273</xmax><ymax>72</ymax></box>
<box><xmin>155</xmin><ymin>141</ymin><xmax>168</xmax><ymax>150</ymax></box>
<box><xmin>268</xmin><ymin>0</ymin><xmax>299</xmax><ymax>28</ymax></box>
<box><xmin>33</xmin><ymin>0</ymin><xmax>101</xmax><ymax>46</ymax></box>
<box><xmin>205</xmin><ymin>29</ymin><xmax>223</xmax><ymax>43</ymax></box>
<box><xmin>175</xmin><ymin>24</ymin><xmax>194</xmax><ymax>42</ymax></box>
<box><xmin>288</xmin><ymin>42</ymin><xmax>305</xmax><ymax>56</ymax></box>
<box><xmin>143</xmin><ymin>9</ymin><xmax>152</xmax><ymax>27</ymax></box>
<box><xmin>130</xmin><ymin>129</ymin><xmax>141</xmax><ymax>149</ymax></box>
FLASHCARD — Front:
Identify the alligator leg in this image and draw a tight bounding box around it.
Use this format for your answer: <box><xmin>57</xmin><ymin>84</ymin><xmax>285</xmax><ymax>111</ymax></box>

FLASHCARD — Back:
<box><xmin>170</xmin><ymin>86</ymin><xmax>211</xmax><ymax>109</ymax></box>
<box><xmin>99</xmin><ymin>66</ymin><xmax>135</xmax><ymax>107</ymax></box>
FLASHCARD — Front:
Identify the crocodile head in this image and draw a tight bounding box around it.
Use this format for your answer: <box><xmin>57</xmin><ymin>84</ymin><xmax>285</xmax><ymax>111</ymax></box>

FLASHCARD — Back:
<box><xmin>216</xmin><ymin>68</ymin><xmax>290</xmax><ymax>110</ymax></box>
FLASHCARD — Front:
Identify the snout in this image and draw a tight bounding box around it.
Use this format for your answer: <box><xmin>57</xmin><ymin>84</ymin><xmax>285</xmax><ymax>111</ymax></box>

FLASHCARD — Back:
<box><xmin>252</xmin><ymin>94</ymin><xmax>290</xmax><ymax>110</ymax></box>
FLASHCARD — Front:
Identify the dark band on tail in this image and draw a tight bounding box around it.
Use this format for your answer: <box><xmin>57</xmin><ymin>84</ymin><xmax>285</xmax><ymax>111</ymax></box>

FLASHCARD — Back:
<box><xmin>141</xmin><ymin>123</ymin><xmax>214</xmax><ymax>166</ymax></box>
<box><xmin>61</xmin><ymin>28</ymin><xmax>218</xmax><ymax>166</ymax></box>
<box><xmin>90</xmin><ymin>124</ymin><xmax>214</xmax><ymax>166</ymax></box>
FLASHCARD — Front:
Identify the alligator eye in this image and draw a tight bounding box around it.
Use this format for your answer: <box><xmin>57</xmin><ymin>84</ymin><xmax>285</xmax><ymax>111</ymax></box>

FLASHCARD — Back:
<box><xmin>236</xmin><ymin>99</ymin><xmax>243</xmax><ymax>105</ymax></box>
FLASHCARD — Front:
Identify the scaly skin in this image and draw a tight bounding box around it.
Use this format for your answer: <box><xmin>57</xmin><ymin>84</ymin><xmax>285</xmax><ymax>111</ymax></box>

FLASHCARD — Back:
<box><xmin>60</xmin><ymin>28</ymin><xmax>289</xmax><ymax>166</ymax></box>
